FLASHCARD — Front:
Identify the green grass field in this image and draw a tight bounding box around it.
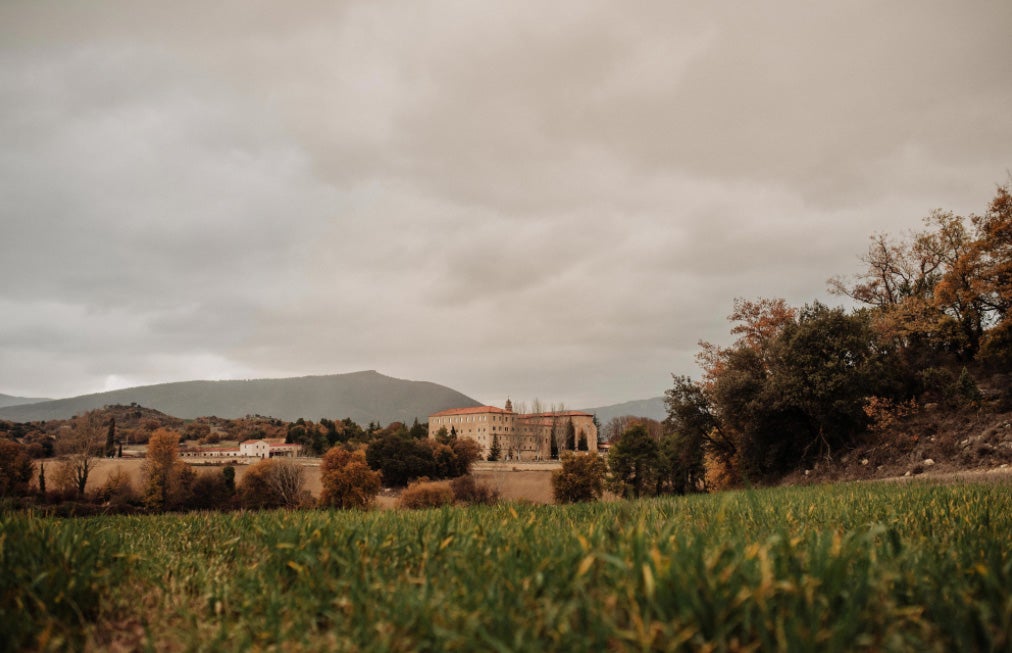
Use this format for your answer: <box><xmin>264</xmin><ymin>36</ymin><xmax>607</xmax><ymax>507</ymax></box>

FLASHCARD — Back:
<box><xmin>2</xmin><ymin>481</ymin><xmax>1010</xmax><ymax>652</ymax></box>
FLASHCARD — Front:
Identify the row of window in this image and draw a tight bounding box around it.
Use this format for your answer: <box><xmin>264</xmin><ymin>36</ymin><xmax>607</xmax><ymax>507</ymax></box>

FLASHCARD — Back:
<box><xmin>432</xmin><ymin>414</ymin><xmax>511</xmax><ymax>425</ymax></box>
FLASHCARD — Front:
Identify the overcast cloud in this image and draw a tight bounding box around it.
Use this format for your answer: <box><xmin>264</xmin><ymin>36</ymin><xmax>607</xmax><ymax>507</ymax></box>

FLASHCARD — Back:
<box><xmin>2</xmin><ymin>1</ymin><xmax>1010</xmax><ymax>407</ymax></box>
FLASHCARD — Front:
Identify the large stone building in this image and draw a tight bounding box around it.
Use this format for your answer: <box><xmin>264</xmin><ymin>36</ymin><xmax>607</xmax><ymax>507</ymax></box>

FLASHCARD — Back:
<box><xmin>428</xmin><ymin>400</ymin><xmax>598</xmax><ymax>461</ymax></box>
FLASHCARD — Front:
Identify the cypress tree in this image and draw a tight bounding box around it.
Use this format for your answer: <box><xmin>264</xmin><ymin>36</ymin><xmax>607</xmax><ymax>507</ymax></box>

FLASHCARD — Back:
<box><xmin>222</xmin><ymin>466</ymin><xmax>236</xmax><ymax>494</ymax></box>
<box><xmin>488</xmin><ymin>434</ymin><xmax>501</xmax><ymax>462</ymax></box>
<box><xmin>105</xmin><ymin>417</ymin><xmax>117</xmax><ymax>458</ymax></box>
<box><xmin>565</xmin><ymin>420</ymin><xmax>576</xmax><ymax>450</ymax></box>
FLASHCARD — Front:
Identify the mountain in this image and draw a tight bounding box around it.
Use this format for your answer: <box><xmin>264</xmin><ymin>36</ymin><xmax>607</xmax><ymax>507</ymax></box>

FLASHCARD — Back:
<box><xmin>0</xmin><ymin>393</ymin><xmax>51</xmax><ymax>409</ymax></box>
<box><xmin>582</xmin><ymin>396</ymin><xmax>667</xmax><ymax>425</ymax></box>
<box><xmin>0</xmin><ymin>371</ymin><xmax>481</xmax><ymax>425</ymax></box>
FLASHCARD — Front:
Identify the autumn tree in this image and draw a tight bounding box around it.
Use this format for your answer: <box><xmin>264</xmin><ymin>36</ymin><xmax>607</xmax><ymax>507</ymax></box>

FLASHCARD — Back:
<box><xmin>829</xmin><ymin>184</ymin><xmax>1012</xmax><ymax>365</ymax></box>
<box><xmin>319</xmin><ymin>447</ymin><xmax>381</xmax><ymax>509</ymax></box>
<box><xmin>974</xmin><ymin>185</ymin><xmax>1012</xmax><ymax>368</ymax></box>
<box><xmin>552</xmin><ymin>451</ymin><xmax>608</xmax><ymax>503</ymax></box>
<box><xmin>142</xmin><ymin>428</ymin><xmax>194</xmax><ymax>511</ymax></box>
<box><xmin>182</xmin><ymin>421</ymin><xmax>211</xmax><ymax>443</ymax></box>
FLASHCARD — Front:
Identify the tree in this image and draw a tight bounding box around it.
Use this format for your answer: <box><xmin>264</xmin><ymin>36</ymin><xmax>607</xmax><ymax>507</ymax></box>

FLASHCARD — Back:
<box><xmin>238</xmin><ymin>458</ymin><xmax>308</xmax><ymax>509</ymax></box>
<box><xmin>408</xmin><ymin>418</ymin><xmax>427</xmax><ymax>440</ymax></box>
<box><xmin>183</xmin><ymin>421</ymin><xmax>211</xmax><ymax>443</ymax></box>
<box><xmin>0</xmin><ymin>440</ymin><xmax>34</xmax><ymax>497</ymax></box>
<box><xmin>142</xmin><ymin>428</ymin><xmax>193</xmax><ymax>511</ymax></box>
<box><xmin>286</xmin><ymin>419</ymin><xmax>326</xmax><ymax>456</ymax></box>
<box><xmin>656</xmin><ymin>431</ymin><xmax>703</xmax><ymax>495</ymax></box>
<box><xmin>608</xmin><ymin>424</ymin><xmax>661</xmax><ymax>498</ymax></box>
<box><xmin>448</xmin><ymin>438</ymin><xmax>482</xmax><ymax>477</ymax></box>
<box><xmin>104</xmin><ymin>417</ymin><xmax>116</xmax><ymax>458</ymax></box>
<box><xmin>366</xmin><ymin>434</ymin><xmax>435</xmax><ymax>487</ymax></box>
<box><xmin>266</xmin><ymin>458</ymin><xmax>308</xmax><ymax>508</ymax></box>
<box><xmin>57</xmin><ymin>411</ymin><xmax>105</xmax><ymax>497</ymax></box>
<box><xmin>340</xmin><ymin>418</ymin><xmax>366</xmax><ymax>443</ymax></box>
<box><xmin>320</xmin><ymin>447</ymin><xmax>381</xmax><ymax>509</ymax></box>
<box><xmin>552</xmin><ymin>452</ymin><xmax>607</xmax><ymax>503</ymax></box>
<box><xmin>488</xmin><ymin>434</ymin><xmax>502</xmax><ymax>461</ymax></box>
<box><xmin>564</xmin><ymin>420</ymin><xmax>576</xmax><ymax>451</ymax></box>
<box><xmin>186</xmin><ymin>472</ymin><xmax>232</xmax><ymax>511</ymax></box>
<box><xmin>222</xmin><ymin>466</ymin><xmax>236</xmax><ymax>494</ymax></box>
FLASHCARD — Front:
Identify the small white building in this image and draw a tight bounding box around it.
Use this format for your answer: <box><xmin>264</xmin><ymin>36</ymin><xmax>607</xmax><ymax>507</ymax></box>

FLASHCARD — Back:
<box><xmin>238</xmin><ymin>438</ymin><xmax>300</xmax><ymax>459</ymax></box>
<box><xmin>180</xmin><ymin>438</ymin><xmax>301</xmax><ymax>459</ymax></box>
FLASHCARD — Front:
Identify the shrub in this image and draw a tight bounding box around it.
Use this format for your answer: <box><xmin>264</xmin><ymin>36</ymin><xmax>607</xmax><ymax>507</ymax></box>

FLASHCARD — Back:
<box><xmin>399</xmin><ymin>479</ymin><xmax>454</xmax><ymax>510</ymax></box>
<box><xmin>237</xmin><ymin>459</ymin><xmax>308</xmax><ymax>510</ymax></box>
<box><xmin>449</xmin><ymin>475</ymin><xmax>500</xmax><ymax>505</ymax></box>
<box><xmin>186</xmin><ymin>471</ymin><xmax>234</xmax><ymax>510</ymax></box>
<box><xmin>0</xmin><ymin>439</ymin><xmax>34</xmax><ymax>497</ymax></box>
<box><xmin>552</xmin><ymin>452</ymin><xmax>607</xmax><ymax>503</ymax></box>
<box><xmin>95</xmin><ymin>468</ymin><xmax>138</xmax><ymax>508</ymax></box>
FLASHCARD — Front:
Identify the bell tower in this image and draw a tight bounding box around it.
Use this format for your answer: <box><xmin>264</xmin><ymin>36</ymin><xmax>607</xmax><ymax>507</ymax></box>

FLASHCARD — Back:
<box><xmin>505</xmin><ymin>397</ymin><xmax>513</xmax><ymax>412</ymax></box>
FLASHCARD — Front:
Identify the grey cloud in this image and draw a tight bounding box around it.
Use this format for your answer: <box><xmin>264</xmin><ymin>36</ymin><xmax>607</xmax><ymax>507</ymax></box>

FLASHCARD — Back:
<box><xmin>1</xmin><ymin>1</ymin><xmax>1009</xmax><ymax>405</ymax></box>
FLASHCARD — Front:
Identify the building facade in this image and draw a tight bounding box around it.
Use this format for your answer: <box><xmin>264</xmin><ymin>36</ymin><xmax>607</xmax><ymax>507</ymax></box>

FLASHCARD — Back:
<box><xmin>428</xmin><ymin>400</ymin><xmax>598</xmax><ymax>461</ymax></box>
<box><xmin>180</xmin><ymin>438</ymin><xmax>300</xmax><ymax>459</ymax></box>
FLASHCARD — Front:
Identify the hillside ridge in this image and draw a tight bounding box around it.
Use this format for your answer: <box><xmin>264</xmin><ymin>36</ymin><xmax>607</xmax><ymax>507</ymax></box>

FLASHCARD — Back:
<box><xmin>0</xmin><ymin>371</ymin><xmax>481</xmax><ymax>425</ymax></box>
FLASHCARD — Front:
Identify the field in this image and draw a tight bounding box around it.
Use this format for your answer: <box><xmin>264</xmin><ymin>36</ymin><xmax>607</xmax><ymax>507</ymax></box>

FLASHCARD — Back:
<box><xmin>2</xmin><ymin>481</ymin><xmax>1010</xmax><ymax>652</ymax></box>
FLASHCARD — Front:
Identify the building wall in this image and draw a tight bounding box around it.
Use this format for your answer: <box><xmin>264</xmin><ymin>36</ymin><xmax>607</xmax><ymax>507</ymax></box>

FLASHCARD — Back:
<box><xmin>428</xmin><ymin>405</ymin><xmax>598</xmax><ymax>461</ymax></box>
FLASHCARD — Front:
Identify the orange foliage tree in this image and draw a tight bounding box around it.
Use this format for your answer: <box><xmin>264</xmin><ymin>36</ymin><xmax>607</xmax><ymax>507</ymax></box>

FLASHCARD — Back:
<box><xmin>319</xmin><ymin>448</ymin><xmax>380</xmax><ymax>509</ymax></box>
<box><xmin>142</xmin><ymin>429</ymin><xmax>194</xmax><ymax>511</ymax></box>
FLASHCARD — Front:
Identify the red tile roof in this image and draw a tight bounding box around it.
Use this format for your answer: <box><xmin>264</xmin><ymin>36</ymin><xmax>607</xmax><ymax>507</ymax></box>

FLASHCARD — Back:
<box><xmin>429</xmin><ymin>406</ymin><xmax>512</xmax><ymax>417</ymax></box>
<box><xmin>522</xmin><ymin>411</ymin><xmax>594</xmax><ymax>418</ymax></box>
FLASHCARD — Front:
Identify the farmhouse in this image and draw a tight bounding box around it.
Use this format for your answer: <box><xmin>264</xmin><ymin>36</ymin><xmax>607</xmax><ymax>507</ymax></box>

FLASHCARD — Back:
<box><xmin>181</xmin><ymin>438</ymin><xmax>300</xmax><ymax>459</ymax></box>
<box><xmin>428</xmin><ymin>400</ymin><xmax>598</xmax><ymax>461</ymax></box>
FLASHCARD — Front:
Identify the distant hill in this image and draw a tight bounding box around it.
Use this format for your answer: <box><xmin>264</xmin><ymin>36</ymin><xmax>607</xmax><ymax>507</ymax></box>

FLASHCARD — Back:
<box><xmin>582</xmin><ymin>397</ymin><xmax>666</xmax><ymax>425</ymax></box>
<box><xmin>0</xmin><ymin>393</ymin><xmax>50</xmax><ymax>409</ymax></box>
<box><xmin>0</xmin><ymin>371</ymin><xmax>481</xmax><ymax>425</ymax></box>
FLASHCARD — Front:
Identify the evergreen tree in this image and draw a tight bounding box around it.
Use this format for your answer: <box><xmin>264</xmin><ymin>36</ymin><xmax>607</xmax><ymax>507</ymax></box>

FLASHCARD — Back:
<box><xmin>222</xmin><ymin>466</ymin><xmax>236</xmax><ymax>494</ymax></box>
<box><xmin>608</xmin><ymin>424</ymin><xmax>661</xmax><ymax>498</ymax></box>
<box><xmin>105</xmin><ymin>417</ymin><xmax>117</xmax><ymax>458</ymax></box>
<box><xmin>408</xmin><ymin>418</ymin><xmax>427</xmax><ymax>440</ymax></box>
<box><xmin>488</xmin><ymin>434</ymin><xmax>502</xmax><ymax>461</ymax></box>
<box><xmin>38</xmin><ymin>462</ymin><xmax>46</xmax><ymax>497</ymax></box>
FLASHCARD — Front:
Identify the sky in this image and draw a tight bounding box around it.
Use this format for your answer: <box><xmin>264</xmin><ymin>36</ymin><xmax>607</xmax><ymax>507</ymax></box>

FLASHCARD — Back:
<box><xmin>1</xmin><ymin>1</ymin><xmax>1010</xmax><ymax>408</ymax></box>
